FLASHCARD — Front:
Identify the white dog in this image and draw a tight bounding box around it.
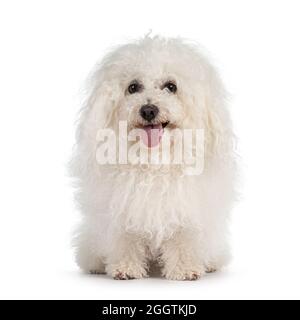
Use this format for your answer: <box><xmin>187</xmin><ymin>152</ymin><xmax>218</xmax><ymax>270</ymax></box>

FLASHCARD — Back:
<box><xmin>70</xmin><ymin>36</ymin><xmax>236</xmax><ymax>280</ymax></box>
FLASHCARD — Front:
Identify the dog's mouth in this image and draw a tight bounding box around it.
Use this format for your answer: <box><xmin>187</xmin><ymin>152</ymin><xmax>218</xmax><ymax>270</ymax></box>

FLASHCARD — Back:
<box><xmin>138</xmin><ymin>121</ymin><xmax>169</xmax><ymax>148</ymax></box>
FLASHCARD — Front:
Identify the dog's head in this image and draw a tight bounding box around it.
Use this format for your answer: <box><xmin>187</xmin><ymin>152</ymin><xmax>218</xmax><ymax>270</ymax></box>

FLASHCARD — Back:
<box><xmin>77</xmin><ymin>36</ymin><xmax>232</xmax><ymax>156</ymax></box>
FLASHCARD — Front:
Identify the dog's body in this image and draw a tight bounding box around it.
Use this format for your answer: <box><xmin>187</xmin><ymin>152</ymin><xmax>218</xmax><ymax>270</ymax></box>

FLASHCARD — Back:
<box><xmin>70</xmin><ymin>36</ymin><xmax>236</xmax><ymax>280</ymax></box>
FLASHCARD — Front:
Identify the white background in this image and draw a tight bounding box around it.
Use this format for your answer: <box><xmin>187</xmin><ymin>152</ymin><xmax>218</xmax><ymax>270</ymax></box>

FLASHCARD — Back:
<box><xmin>0</xmin><ymin>0</ymin><xmax>299</xmax><ymax>300</ymax></box>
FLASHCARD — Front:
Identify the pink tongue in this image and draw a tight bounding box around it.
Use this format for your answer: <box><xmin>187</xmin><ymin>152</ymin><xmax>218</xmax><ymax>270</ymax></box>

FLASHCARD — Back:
<box><xmin>141</xmin><ymin>124</ymin><xmax>163</xmax><ymax>147</ymax></box>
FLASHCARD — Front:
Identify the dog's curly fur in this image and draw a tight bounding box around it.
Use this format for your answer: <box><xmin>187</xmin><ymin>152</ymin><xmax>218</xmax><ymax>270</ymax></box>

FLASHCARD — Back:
<box><xmin>70</xmin><ymin>36</ymin><xmax>236</xmax><ymax>280</ymax></box>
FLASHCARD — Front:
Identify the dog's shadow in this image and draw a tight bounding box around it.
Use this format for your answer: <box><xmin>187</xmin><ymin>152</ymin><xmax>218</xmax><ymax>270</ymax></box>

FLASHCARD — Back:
<box><xmin>80</xmin><ymin>261</ymin><xmax>228</xmax><ymax>281</ymax></box>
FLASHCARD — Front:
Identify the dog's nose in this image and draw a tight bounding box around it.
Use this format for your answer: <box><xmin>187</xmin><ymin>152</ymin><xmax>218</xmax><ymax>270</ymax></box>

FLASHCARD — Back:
<box><xmin>139</xmin><ymin>104</ymin><xmax>159</xmax><ymax>122</ymax></box>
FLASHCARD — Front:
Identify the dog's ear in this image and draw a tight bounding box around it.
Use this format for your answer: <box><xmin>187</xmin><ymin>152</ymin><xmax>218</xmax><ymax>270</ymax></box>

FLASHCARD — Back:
<box><xmin>201</xmin><ymin>72</ymin><xmax>234</xmax><ymax>159</ymax></box>
<box><xmin>70</xmin><ymin>67</ymin><xmax>121</xmax><ymax>179</ymax></box>
<box><xmin>75</xmin><ymin>69</ymin><xmax>121</xmax><ymax>143</ymax></box>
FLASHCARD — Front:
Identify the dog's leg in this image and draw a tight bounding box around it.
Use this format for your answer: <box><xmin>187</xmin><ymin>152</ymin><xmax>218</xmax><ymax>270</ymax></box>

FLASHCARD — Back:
<box><xmin>74</xmin><ymin>223</ymin><xmax>106</xmax><ymax>275</ymax></box>
<box><xmin>204</xmin><ymin>232</ymin><xmax>231</xmax><ymax>273</ymax></box>
<box><xmin>106</xmin><ymin>233</ymin><xmax>148</xmax><ymax>280</ymax></box>
<box><xmin>160</xmin><ymin>230</ymin><xmax>205</xmax><ymax>280</ymax></box>
<box><xmin>75</xmin><ymin>245</ymin><xmax>106</xmax><ymax>275</ymax></box>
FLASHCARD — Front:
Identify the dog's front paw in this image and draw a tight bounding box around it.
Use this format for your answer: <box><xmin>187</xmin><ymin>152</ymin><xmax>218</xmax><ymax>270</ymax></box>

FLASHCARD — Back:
<box><xmin>205</xmin><ymin>265</ymin><xmax>218</xmax><ymax>273</ymax></box>
<box><xmin>107</xmin><ymin>264</ymin><xmax>148</xmax><ymax>280</ymax></box>
<box><xmin>205</xmin><ymin>258</ymin><xmax>228</xmax><ymax>274</ymax></box>
<box><xmin>205</xmin><ymin>263</ymin><xmax>219</xmax><ymax>273</ymax></box>
<box><xmin>113</xmin><ymin>271</ymin><xmax>136</xmax><ymax>280</ymax></box>
<box><xmin>162</xmin><ymin>265</ymin><xmax>205</xmax><ymax>281</ymax></box>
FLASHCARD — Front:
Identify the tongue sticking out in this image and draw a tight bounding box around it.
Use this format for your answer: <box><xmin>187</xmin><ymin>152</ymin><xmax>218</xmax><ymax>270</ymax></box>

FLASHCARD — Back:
<box><xmin>141</xmin><ymin>123</ymin><xmax>164</xmax><ymax>148</ymax></box>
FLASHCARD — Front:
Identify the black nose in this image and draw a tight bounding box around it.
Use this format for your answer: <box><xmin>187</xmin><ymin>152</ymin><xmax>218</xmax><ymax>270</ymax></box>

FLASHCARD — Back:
<box><xmin>139</xmin><ymin>104</ymin><xmax>159</xmax><ymax>122</ymax></box>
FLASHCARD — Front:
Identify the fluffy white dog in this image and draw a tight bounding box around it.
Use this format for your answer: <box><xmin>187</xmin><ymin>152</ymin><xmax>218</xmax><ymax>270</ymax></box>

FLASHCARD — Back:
<box><xmin>70</xmin><ymin>36</ymin><xmax>236</xmax><ymax>280</ymax></box>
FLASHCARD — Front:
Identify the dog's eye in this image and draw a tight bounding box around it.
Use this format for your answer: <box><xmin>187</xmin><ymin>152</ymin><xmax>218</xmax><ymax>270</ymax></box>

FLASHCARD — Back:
<box><xmin>128</xmin><ymin>82</ymin><xmax>140</xmax><ymax>94</ymax></box>
<box><xmin>163</xmin><ymin>81</ymin><xmax>177</xmax><ymax>93</ymax></box>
